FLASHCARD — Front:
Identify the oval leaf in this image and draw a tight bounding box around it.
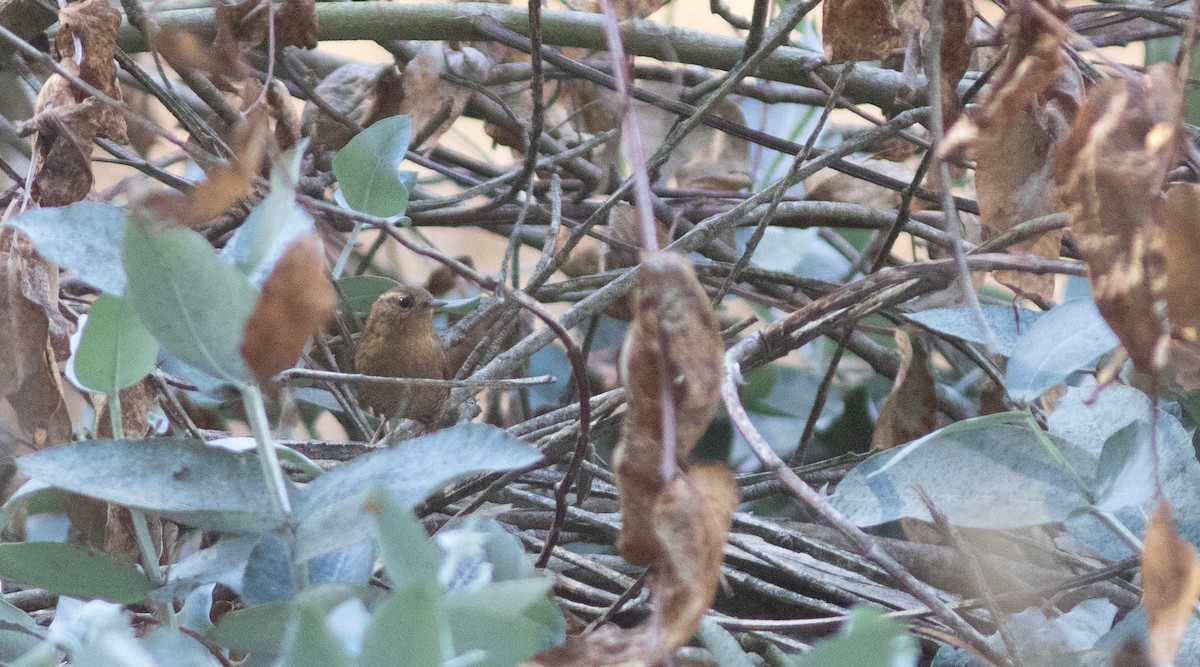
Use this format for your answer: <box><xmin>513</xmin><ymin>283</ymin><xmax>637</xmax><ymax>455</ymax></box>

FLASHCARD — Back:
<box><xmin>17</xmin><ymin>438</ymin><xmax>283</xmax><ymax>533</ymax></box>
<box><xmin>295</xmin><ymin>423</ymin><xmax>541</xmax><ymax>560</ymax></box>
<box><xmin>1004</xmin><ymin>298</ymin><xmax>1119</xmax><ymax>402</ymax></box>
<box><xmin>10</xmin><ymin>202</ymin><xmax>129</xmax><ymax>296</ymax></box>
<box><xmin>336</xmin><ymin>275</ymin><xmax>401</xmax><ymax>318</ymax></box>
<box><xmin>332</xmin><ymin>115</ymin><xmax>414</xmax><ymax>218</ymax></box>
<box><xmin>0</xmin><ymin>542</ymin><xmax>151</xmax><ymax>604</ymax></box>
<box><xmin>123</xmin><ymin>219</ymin><xmax>258</xmax><ymax>385</ymax></box>
<box><xmin>73</xmin><ymin>294</ymin><xmax>159</xmax><ymax>393</ymax></box>
<box><xmin>830</xmin><ymin>417</ymin><xmax>1096</xmax><ymax>529</ymax></box>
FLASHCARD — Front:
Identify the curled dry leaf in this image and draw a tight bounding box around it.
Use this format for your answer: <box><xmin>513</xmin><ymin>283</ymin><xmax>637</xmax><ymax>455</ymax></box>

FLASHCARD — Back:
<box><xmin>941</xmin><ymin>8</ymin><xmax>1081</xmax><ymax>302</ymax></box>
<box><xmin>302</xmin><ymin>43</ymin><xmax>488</xmax><ymax>167</ymax></box>
<box><xmin>240</xmin><ymin>235</ymin><xmax>336</xmax><ymax>391</ymax></box>
<box><xmin>1162</xmin><ymin>183</ymin><xmax>1200</xmax><ymax>389</ymax></box>
<box><xmin>1142</xmin><ymin>501</ymin><xmax>1200</xmax><ymax>666</ymax></box>
<box><xmin>615</xmin><ymin>253</ymin><xmax>724</xmax><ymax>557</ymax></box>
<box><xmin>648</xmin><ymin>463</ymin><xmax>738</xmax><ymax>651</ymax></box>
<box><xmin>870</xmin><ymin>328</ymin><xmax>937</xmax><ymax>450</ymax></box>
<box><xmin>386</xmin><ymin>43</ymin><xmax>490</xmax><ymax>150</ymax></box>
<box><xmin>276</xmin><ymin>0</ymin><xmax>319</xmax><ymax>50</ymax></box>
<box><xmin>1054</xmin><ymin>64</ymin><xmax>1181</xmax><ymax>380</ymax></box>
<box><xmin>823</xmin><ymin>0</ymin><xmax>905</xmax><ymax>63</ymax></box>
<box><xmin>140</xmin><ymin>114</ymin><xmax>270</xmax><ymax>229</ymax></box>
<box><xmin>609</xmin><ymin>252</ymin><xmax>738</xmax><ymax>658</ymax></box>
<box><xmin>214</xmin><ymin>0</ymin><xmax>318</xmax><ymax>70</ymax></box>
<box><xmin>893</xmin><ymin>0</ymin><xmax>975</xmax><ymax>126</ymax></box>
<box><xmin>0</xmin><ymin>228</ymin><xmax>72</xmax><ymax>450</ymax></box>
<box><xmin>23</xmin><ymin>0</ymin><xmax>126</xmax><ymax>206</ymax></box>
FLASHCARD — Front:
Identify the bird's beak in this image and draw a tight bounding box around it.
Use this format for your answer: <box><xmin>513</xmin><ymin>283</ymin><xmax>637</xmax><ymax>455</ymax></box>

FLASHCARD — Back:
<box><xmin>427</xmin><ymin>299</ymin><xmax>449</xmax><ymax>309</ymax></box>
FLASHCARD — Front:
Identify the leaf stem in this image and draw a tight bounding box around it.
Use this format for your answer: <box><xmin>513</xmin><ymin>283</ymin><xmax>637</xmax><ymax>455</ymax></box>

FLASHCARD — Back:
<box><xmin>240</xmin><ymin>386</ymin><xmax>293</xmax><ymax>519</ymax></box>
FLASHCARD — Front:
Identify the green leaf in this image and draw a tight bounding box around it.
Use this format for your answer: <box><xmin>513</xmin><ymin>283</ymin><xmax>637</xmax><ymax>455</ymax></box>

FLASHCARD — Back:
<box><xmin>0</xmin><ymin>599</ymin><xmax>45</xmax><ymax>663</ymax></box>
<box><xmin>17</xmin><ymin>438</ymin><xmax>283</xmax><ymax>533</ymax></box>
<box><xmin>1004</xmin><ymin>299</ymin><xmax>1118</xmax><ymax>402</ymax></box>
<box><xmin>447</xmin><ymin>578</ymin><xmax>555</xmax><ymax>620</ymax></box>
<box><xmin>72</xmin><ymin>295</ymin><xmax>159</xmax><ymax>393</ymax></box>
<box><xmin>280</xmin><ymin>607</ymin><xmax>355</xmax><ymax>667</ymax></box>
<box><xmin>788</xmin><ymin>606</ymin><xmax>918</xmax><ymax>667</ymax></box>
<box><xmin>367</xmin><ymin>489</ymin><xmax>441</xmax><ymax>590</ymax></box>
<box><xmin>10</xmin><ymin>202</ymin><xmax>129</xmax><ymax>295</ymax></box>
<box><xmin>295</xmin><ymin>423</ymin><xmax>541</xmax><ymax>560</ymax></box>
<box><xmin>241</xmin><ymin>532</ymin><xmax>295</xmax><ymax>605</ymax></box>
<box><xmin>123</xmin><ymin>220</ymin><xmax>258</xmax><ymax>385</ymax></box>
<box><xmin>830</xmin><ymin>417</ymin><xmax>1096</xmax><ymax>529</ymax></box>
<box><xmin>209</xmin><ymin>601</ymin><xmax>294</xmax><ymax>656</ymax></box>
<box><xmin>336</xmin><ymin>275</ymin><xmax>400</xmax><ymax>318</ymax></box>
<box><xmin>446</xmin><ymin>606</ymin><xmax>547</xmax><ymax>667</ymax></box>
<box><xmin>0</xmin><ymin>542</ymin><xmax>151</xmax><ymax>604</ymax></box>
<box><xmin>439</xmin><ymin>295</ymin><xmax>481</xmax><ymax>316</ymax></box>
<box><xmin>333</xmin><ymin>115</ymin><xmax>415</xmax><ymax>217</ymax></box>
<box><xmin>906</xmin><ymin>305</ymin><xmax>1044</xmax><ymax>357</ymax></box>
<box><xmin>361</xmin><ymin>584</ymin><xmax>451</xmax><ymax>667</ymax></box>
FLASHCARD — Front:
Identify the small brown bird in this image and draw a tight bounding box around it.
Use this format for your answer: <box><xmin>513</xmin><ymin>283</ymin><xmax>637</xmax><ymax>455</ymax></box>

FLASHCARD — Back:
<box><xmin>353</xmin><ymin>285</ymin><xmax>449</xmax><ymax>429</ymax></box>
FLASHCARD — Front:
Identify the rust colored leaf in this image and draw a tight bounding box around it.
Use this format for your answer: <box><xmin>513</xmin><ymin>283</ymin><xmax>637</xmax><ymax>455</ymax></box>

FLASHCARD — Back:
<box><xmin>1163</xmin><ymin>183</ymin><xmax>1200</xmax><ymax>340</ymax></box>
<box><xmin>302</xmin><ymin>63</ymin><xmax>396</xmax><ymax>168</ymax></box>
<box><xmin>140</xmin><ymin>114</ymin><xmax>269</xmax><ymax>229</ymax></box>
<box><xmin>214</xmin><ymin>0</ymin><xmax>318</xmax><ymax>53</ymax></box>
<box><xmin>23</xmin><ymin>0</ymin><xmax>127</xmax><ymax>206</ymax></box>
<box><xmin>55</xmin><ymin>0</ymin><xmax>123</xmax><ymax>105</ymax></box>
<box><xmin>276</xmin><ymin>0</ymin><xmax>319</xmax><ymax>50</ymax></box>
<box><xmin>1143</xmin><ymin>501</ymin><xmax>1200</xmax><ymax>666</ymax></box>
<box><xmin>937</xmin><ymin>0</ymin><xmax>975</xmax><ymax>126</ymax></box>
<box><xmin>0</xmin><ymin>228</ymin><xmax>72</xmax><ymax>450</ymax></box>
<box><xmin>614</xmin><ymin>254</ymin><xmax>723</xmax><ymax>559</ymax></box>
<box><xmin>823</xmin><ymin>0</ymin><xmax>904</xmax><ymax>63</ymax></box>
<box><xmin>1054</xmin><ymin>65</ymin><xmax>1181</xmax><ymax>379</ymax></box>
<box><xmin>375</xmin><ymin>43</ymin><xmax>490</xmax><ymax>151</ymax></box>
<box><xmin>871</xmin><ymin>328</ymin><xmax>937</xmax><ymax>450</ymax></box>
<box><xmin>942</xmin><ymin>11</ymin><xmax>1081</xmax><ymax>302</ymax></box>
<box><xmin>649</xmin><ymin>464</ymin><xmax>738</xmax><ymax>651</ymax></box>
<box><xmin>241</xmin><ymin>235</ymin><xmax>336</xmax><ymax>391</ymax></box>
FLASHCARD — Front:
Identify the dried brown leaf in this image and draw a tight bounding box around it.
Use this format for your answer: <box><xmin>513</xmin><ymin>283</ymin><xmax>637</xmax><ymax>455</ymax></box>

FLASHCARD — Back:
<box><xmin>870</xmin><ymin>328</ymin><xmax>937</xmax><ymax>450</ymax></box>
<box><xmin>649</xmin><ymin>464</ymin><xmax>738</xmax><ymax>651</ymax></box>
<box><xmin>55</xmin><ymin>0</ymin><xmax>123</xmax><ymax>105</ymax></box>
<box><xmin>941</xmin><ymin>12</ymin><xmax>1081</xmax><ymax>302</ymax></box>
<box><xmin>1054</xmin><ymin>65</ymin><xmax>1181</xmax><ymax>378</ymax></box>
<box><xmin>614</xmin><ymin>252</ymin><xmax>723</xmax><ymax>566</ymax></box>
<box><xmin>1164</xmin><ymin>183</ymin><xmax>1200</xmax><ymax>339</ymax></box>
<box><xmin>0</xmin><ymin>228</ymin><xmax>72</xmax><ymax>450</ymax></box>
<box><xmin>23</xmin><ymin>0</ymin><xmax>127</xmax><ymax>206</ymax></box>
<box><xmin>140</xmin><ymin>114</ymin><xmax>269</xmax><ymax>229</ymax></box>
<box><xmin>276</xmin><ymin>0</ymin><xmax>319</xmax><ymax>50</ymax></box>
<box><xmin>302</xmin><ymin>63</ymin><xmax>396</xmax><ymax>168</ymax></box>
<box><xmin>1142</xmin><ymin>501</ymin><xmax>1200</xmax><ymax>666</ymax></box>
<box><xmin>95</xmin><ymin>378</ymin><xmax>156</xmax><ymax>440</ymax></box>
<box><xmin>823</xmin><ymin>0</ymin><xmax>904</xmax><ymax>63</ymax></box>
<box><xmin>241</xmin><ymin>235</ymin><xmax>336</xmax><ymax>391</ymax></box>
<box><xmin>385</xmin><ymin>43</ymin><xmax>490</xmax><ymax>150</ymax></box>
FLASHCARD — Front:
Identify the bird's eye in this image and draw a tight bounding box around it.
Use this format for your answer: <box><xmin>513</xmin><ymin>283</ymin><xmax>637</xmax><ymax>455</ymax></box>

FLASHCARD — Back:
<box><xmin>397</xmin><ymin>295</ymin><xmax>415</xmax><ymax>309</ymax></box>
